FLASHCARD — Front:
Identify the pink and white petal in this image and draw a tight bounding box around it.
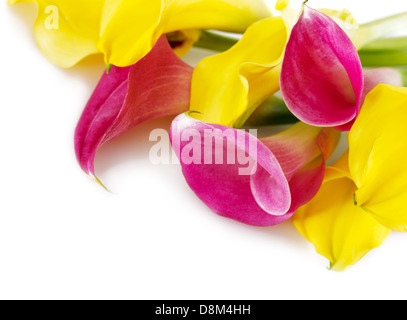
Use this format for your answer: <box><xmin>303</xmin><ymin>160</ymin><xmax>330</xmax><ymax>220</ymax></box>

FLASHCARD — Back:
<box><xmin>170</xmin><ymin>113</ymin><xmax>292</xmax><ymax>227</ymax></box>
<box><xmin>75</xmin><ymin>36</ymin><xmax>193</xmax><ymax>178</ymax></box>
<box><xmin>280</xmin><ymin>6</ymin><xmax>364</xmax><ymax>131</ymax></box>
<box><xmin>170</xmin><ymin>116</ymin><xmax>340</xmax><ymax>226</ymax></box>
<box><xmin>74</xmin><ymin>65</ymin><xmax>131</xmax><ymax>177</ymax></box>
<box><xmin>261</xmin><ymin>123</ymin><xmax>341</xmax><ymax>213</ymax></box>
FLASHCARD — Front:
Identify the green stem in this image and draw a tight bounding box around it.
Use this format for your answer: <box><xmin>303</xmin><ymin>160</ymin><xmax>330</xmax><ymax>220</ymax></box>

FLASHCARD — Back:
<box><xmin>357</xmin><ymin>12</ymin><xmax>407</xmax><ymax>48</ymax></box>
<box><xmin>359</xmin><ymin>50</ymin><xmax>407</xmax><ymax>67</ymax></box>
<box><xmin>243</xmin><ymin>96</ymin><xmax>298</xmax><ymax>127</ymax></box>
<box><xmin>195</xmin><ymin>13</ymin><xmax>407</xmax><ymax>53</ymax></box>
<box><xmin>194</xmin><ymin>30</ymin><xmax>238</xmax><ymax>52</ymax></box>
<box><xmin>400</xmin><ymin>69</ymin><xmax>407</xmax><ymax>86</ymax></box>
<box><xmin>360</xmin><ymin>36</ymin><xmax>407</xmax><ymax>51</ymax></box>
<box><xmin>358</xmin><ymin>36</ymin><xmax>407</xmax><ymax>68</ymax></box>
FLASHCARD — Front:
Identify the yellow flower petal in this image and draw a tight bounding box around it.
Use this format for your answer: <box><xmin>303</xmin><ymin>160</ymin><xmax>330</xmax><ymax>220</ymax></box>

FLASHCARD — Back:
<box><xmin>275</xmin><ymin>0</ymin><xmax>289</xmax><ymax>12</ymax></box>
<box><xmin>11</xmin><ymin>0</ymin><xmax>272</xmax><ymax>68</ymax></box>
<box><xmin>293</xmin><ymin>153</ymin><xmax>391</xmax><ymax>272</ymax></box>
<box><xmin>323</xmin><ymin>150</ymin><xmax>352</xmax><ymax>183</ymax></box>
<box><xmin>99</xmin><ymin>0</ymin><xmax>272</xmax><ymax>67</ymax></box>
<box><xmin>10</xmin><ymin>0</ymin><xmax>104</xmax><ymax>68</ymax></box>
<box><xmin>164</xmin><ymin>0</ymin><xmax>272</xmax><ymax>33</ymax></box>
<box><xmin>188</xmin><ymin>3</ymin><xmax>362</xmax><ymax>128</ymax></box>
<box><xmin>190</xmin><ymin>17</ymin><xmax>287</xmax><ymax>127</ymax></box>
<box><xmin>349</xmin><ymin>84</ymin><xmax>407</xmax><ymax>232</ymax></box>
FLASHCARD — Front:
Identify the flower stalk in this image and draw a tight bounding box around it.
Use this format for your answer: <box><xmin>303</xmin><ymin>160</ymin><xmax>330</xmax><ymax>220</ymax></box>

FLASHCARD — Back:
<box><xmin>244</xmin><ymin>96</ymin><xmax>299</xmax><ymax>127</ymax></box>
<box><xmin>193</xmin><ymin>30</ymin><xmax>239</xmax><ymax>53</ymax></box>
<box><xmin>356</xmin><ymin>12</ymin><xmax>407</xmax><ymax>48</ymax></box>
<box><xmin>401</xmin><ymin>68</ymin><xmax>407</xmax><ymax>85</ymax></box>
<box><xmin>359</xmin><ymin>51</ymin><xmax>407</xmax><ymax>67</ymax></box>
<box><xmin>360</xmin><ymin>36</ymin><xmax>407</xmax><ymax>51</ymax></box>
<box><xmin>196</xmin><ymin>10</ymin><xmax>407</xmax><ymax>54</ymax></box>
<box><xmin>358</xmin><ymin>36</ymin><xmax>407</xmax><ymax>67</ymax></box>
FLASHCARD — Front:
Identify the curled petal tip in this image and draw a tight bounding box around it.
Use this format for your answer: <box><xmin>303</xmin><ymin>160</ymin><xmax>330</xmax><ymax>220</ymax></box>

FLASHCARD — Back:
<box><xmin>91</xmin><ymin>175</ymin><xmax>111</xmax><ymax>193</ymax></box>
<box><xmin>170</xmin><ymin>113</ymin><xmax>291</xmax><ymax>226</ymax></box>
<box><xmin>171</xmin><ymin>115</ymin><xmax>339</xmax><ymax>226</ymax></box>
<box><xmin>75</xmin><ymin>36</ymin><xmax>192</xmax><ymax>182</ymax></box>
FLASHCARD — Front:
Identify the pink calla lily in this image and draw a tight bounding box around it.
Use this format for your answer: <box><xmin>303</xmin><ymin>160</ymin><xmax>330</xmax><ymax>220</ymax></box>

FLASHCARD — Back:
<box><xmin>280</xmin><ymin>6</ymin><xmax>403</xmax><ymax>132</ymax></box>
<box><xmin>280</xmin><ymin>5</ymin><xmax>364</xmax><ymax>131</ymax></box>
<box><xmin>75</xmin><ymin>35</ymin><xmax>193</xmax><ymax>180</ymax></box>
<box><xmin>170</xmin><ymin>113</ymin><xmax>340</xmax><ymax>226</ymax></box>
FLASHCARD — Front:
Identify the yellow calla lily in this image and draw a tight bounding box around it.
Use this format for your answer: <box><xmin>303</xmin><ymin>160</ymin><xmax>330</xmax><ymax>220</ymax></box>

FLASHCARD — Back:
<box><xmin>349</xmin><ymin>84</ymin><xmax>407</xmax><ymax>232</ymax></box>
<box><xmin>8</xmin><ymin>0</ymin><xmax>104</xmax><ymax>68</ymax></box>
<box><xmin>9</xmin><ymin>0</ymin><xmax>272</xmax><ymax>68</ymax></box>
<box><xmin>98</xmin><ymin>0</ymin><xmax>272</xmax><ymax>67</ymax></box>
<box><xmin>293</xmin><ymin>152</ymin><xmax>391</xmax><ymax>272</ymax></box>
<box><xmin>190</xmin><ymin>16</ymin><xmax>288</xmax><ymax>128</ymax></box>
<box><xmin>294</xmin><ymin>85</ymin><xmax>407</xmax><ymax>270</ymax></box>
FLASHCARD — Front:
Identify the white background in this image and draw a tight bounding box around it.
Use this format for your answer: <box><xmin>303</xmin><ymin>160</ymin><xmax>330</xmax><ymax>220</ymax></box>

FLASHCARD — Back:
<box><xmin>1</xmin><ymin>0</ymin><xmax>407</xmax><ymax>300</ymax></box>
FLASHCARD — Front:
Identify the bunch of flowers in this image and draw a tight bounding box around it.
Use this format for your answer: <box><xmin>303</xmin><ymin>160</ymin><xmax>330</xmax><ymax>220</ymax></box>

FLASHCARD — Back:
<box><xmin>10</xmin><ymin>0</ymin><xmax>407</xmax><ymax>271</ymax></box>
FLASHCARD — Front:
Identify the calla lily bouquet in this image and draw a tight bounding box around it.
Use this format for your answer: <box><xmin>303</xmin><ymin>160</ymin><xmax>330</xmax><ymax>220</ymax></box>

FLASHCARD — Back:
<box><xmin>10</xmin><ymin>0</ymin><xmax>407</xmax><ymax>271</ymax></box>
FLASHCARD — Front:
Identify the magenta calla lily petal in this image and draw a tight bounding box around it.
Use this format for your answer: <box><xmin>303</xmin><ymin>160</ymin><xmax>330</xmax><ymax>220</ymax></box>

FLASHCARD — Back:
<box><xmin>261</xmin><ymin>124</ymin><xmax>340</xmax><ymax>213</ymax></box>
<box><xmin>75</xmin><ymin>35</ymin><xmax>193</xmax><ymax>178</ymax></box>
<box><xmin>170</xmin><ymin>113</ymin><xmax>290</xmax><ymax>226</ymax></box>
<box><xmin>170</xmin><ymin>114</ymin><xmax>340</xmax><ymax>226</ymax></box>
<box><xmin>280</xmin><ymin>5</ymin><xmax>364</xmax><ymax>131</ymax></box>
